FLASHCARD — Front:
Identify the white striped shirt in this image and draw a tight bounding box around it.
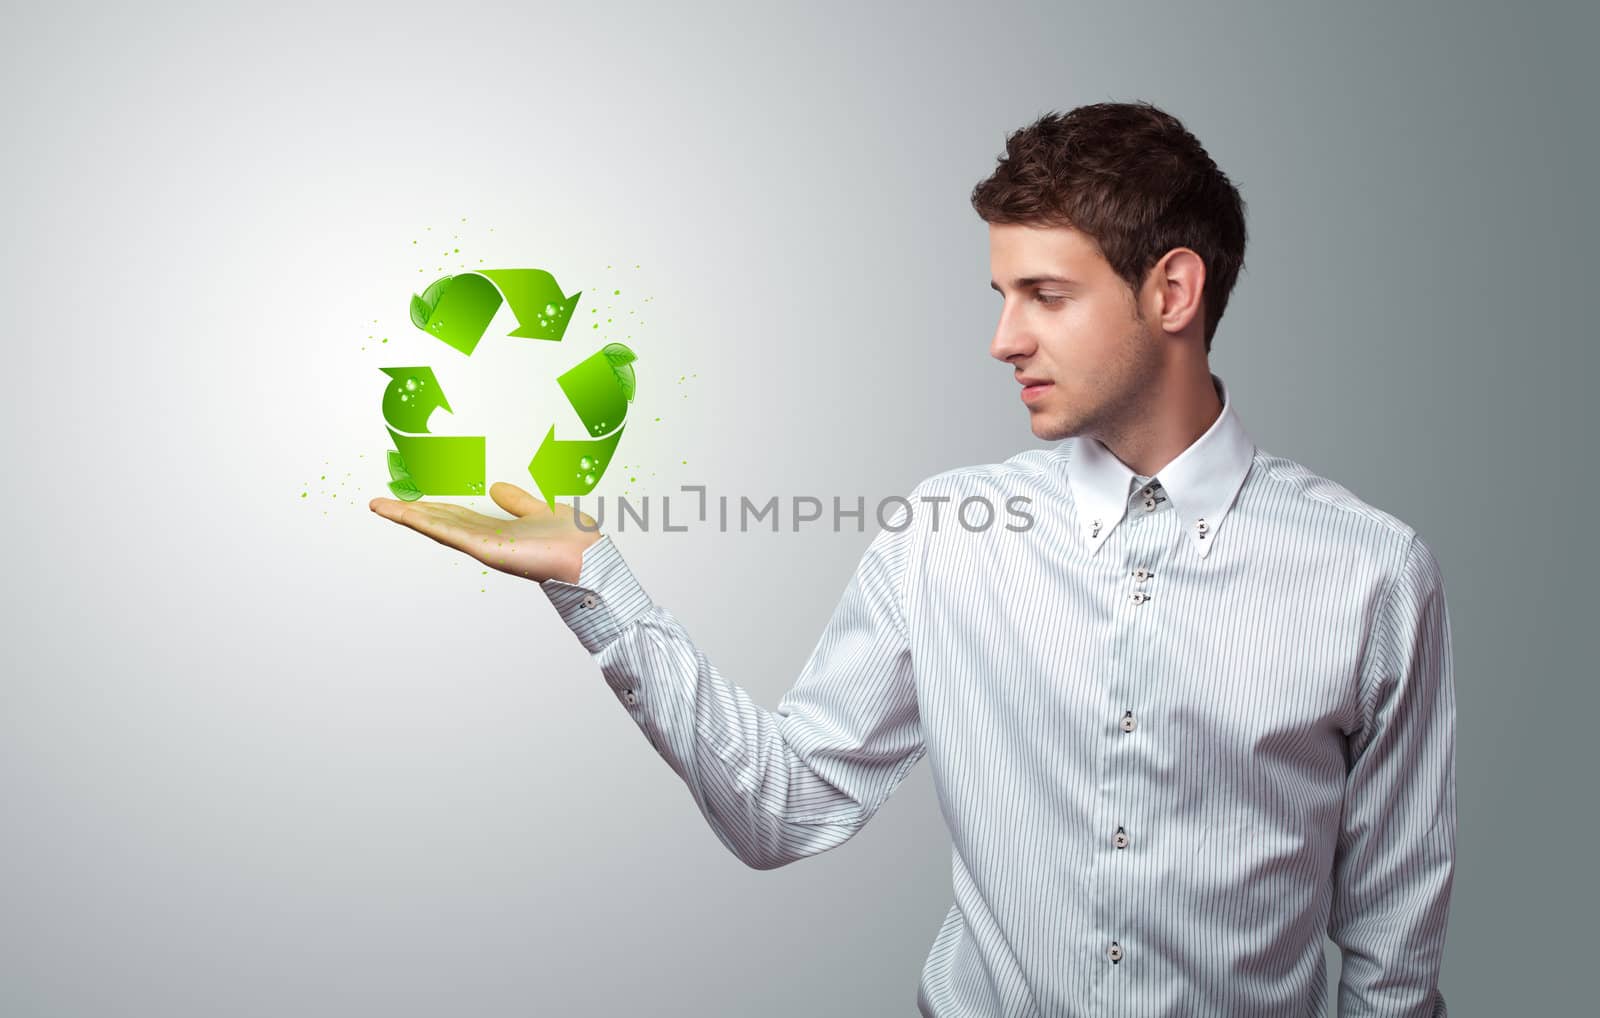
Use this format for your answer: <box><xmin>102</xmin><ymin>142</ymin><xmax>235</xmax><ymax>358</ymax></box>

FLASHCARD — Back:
<box><xmin>540</xmin><ymin>372</ymin><xmax>1455</xmax><ymax>1017</ymax></box>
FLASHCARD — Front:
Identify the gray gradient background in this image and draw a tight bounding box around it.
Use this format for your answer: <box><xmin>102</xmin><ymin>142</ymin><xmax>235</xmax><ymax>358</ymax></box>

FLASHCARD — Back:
<box><xmin>3</xmin><ymin>1</ymin><xmax>1593</xmax><ymax>1014</ymax></box>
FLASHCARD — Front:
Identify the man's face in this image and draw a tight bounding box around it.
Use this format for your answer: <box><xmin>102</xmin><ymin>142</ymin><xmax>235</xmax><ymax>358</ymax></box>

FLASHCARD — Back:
<box><xmin>988</xmin><ymin>222</ymin><xmax>1160</xmax><ymax>442</ymax></box>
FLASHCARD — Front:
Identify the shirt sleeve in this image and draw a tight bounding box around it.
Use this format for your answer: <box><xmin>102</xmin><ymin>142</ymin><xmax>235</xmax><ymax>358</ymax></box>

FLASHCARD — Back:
<box><xmin>537</xmin><ymin>498</ymin><xmax>925</xmax><ymax>871</ymax></box>
<box><xmin>1328</xmin><ymin>532</ymin><xmax>1457</xmax><ymax>1017</ymax></box>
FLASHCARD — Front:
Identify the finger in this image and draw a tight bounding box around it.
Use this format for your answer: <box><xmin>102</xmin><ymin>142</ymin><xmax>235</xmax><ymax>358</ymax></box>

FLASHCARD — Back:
<box><xmin>423</xmin><ymin>501</ymin><xmax>502</xmax><ymax>525</ymax></box>
<box><xmin>369</xmin><ymin>496</ymin><xmax>417</xmax><ymax>518</ymax></box>
<box><xmin>369</xmin><ymin>499</ymin><xmax>477</xmax><ymax>555</ymax></box>
<box><xmin>371</xmin><ymin>497</ymin><xmax>500</xmax><ymax>530</ymax></box>
<box><xmin>489</xmin><ymin>481</ymin><xmax>552</xmax><ymax>518</ymax></box>
<box><xmin>370</xmin><ymin>496</ymin><xmax>448</xmax><ymax>520</ymax></box>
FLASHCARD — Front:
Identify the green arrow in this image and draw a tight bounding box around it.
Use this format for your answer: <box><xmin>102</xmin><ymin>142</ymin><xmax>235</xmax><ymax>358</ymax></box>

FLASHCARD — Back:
<box><xmin>387</xmin><ymin>426</ymin><xmax>485</xmax><ymax>496</ymax></box>
<box><xmin>410</xmin><ymin>269</ymin><xmax>581</xmax><ymax>357</ymax></box>
<box><xmin>561</xmin><ymin>346</ymin><xmax>631</xmax><ymax>435</ymax></box>
<box><xmin>380</xmin><ymin>366</ymin><xmax>484</xmax><ymax>496</ymax></box>
<box><xmin>527</xmin><ymin>344</ymin><xmax>639</xmax><ymax>504</ymax></box>
<box><xmin>380</xmin><ymin>366</ymin><xmax>451</xmax><ymax>432</ymax></box>
<box><xmin>528</xmin><ymin>424</ymin><xmax>625</xmax><ymax>505</ymax></box>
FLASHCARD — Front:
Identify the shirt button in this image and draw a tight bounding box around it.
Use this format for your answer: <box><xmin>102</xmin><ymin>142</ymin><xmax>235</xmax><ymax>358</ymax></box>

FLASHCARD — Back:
<box><xmin>1140</xmin><ymin>486</ymin><xmax>1154</xmax><ymax>498</ymax></box>
<box><xmin>580</xmin><ymin>593</ymin><xmax>599</xmax><ymax>609</ymax></box>
<box><xmin>1142</xmin><ymin>498</ymin><xmax>1157</xmax><ymax>511</ymax></box>
<box><xmin>1130</xmin><ymin>590</ymin><xmax>1149</xmax><ymax>605</ymax></box>
<box><xmin>623</xmin><ymin>690</ymin><xmax>638</xmax><ymax>705</ymax></box>
<box><xmin>1120</xmin><ymin>710</ymin><xmax>1137</xmax><ymax>732</ymax></box>
<box><xmin>1113</xmin><ymin>827</ymin><xmax>1129</xmax><ymax>849</ymax></box>
<box><xmin>1108</xmin><ymin>941</ymin><xmax>1123</xmax><ymax>963</ymax></box>
<box><xmin>1132</xmin><ymin>568</ymin><xmax>1151</xmax><ymax>581</ymax></box>
<box><xmin>1195</xmin><ymin>518</ymin><xmax>1209</xmax><ymax>533</ymax></box>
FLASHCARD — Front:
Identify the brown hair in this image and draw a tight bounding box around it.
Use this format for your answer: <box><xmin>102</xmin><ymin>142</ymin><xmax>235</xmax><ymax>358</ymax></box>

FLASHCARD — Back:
<box><xmin>971</xmin><ymin>101</ymin><xmax>1247</xmax><ymax>353</ymax></box>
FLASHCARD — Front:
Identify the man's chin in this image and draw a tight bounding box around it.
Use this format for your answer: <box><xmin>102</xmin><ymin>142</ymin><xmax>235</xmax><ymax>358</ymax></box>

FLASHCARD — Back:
<box><xmin>1027</xmin><ymin>409</ymin><xmax>1076</xmax><ymax>442</ymax></box>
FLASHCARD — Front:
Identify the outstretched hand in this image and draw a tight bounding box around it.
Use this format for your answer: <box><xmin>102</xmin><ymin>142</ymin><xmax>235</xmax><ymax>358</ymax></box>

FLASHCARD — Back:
<box><xmin>368</xmin><ymin>481</ymin><xmax>602</xmax><ymax>584</ymax></box>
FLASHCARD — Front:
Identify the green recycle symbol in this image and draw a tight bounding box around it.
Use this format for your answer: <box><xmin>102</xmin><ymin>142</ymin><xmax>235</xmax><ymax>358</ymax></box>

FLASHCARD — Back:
<box><xmin>380</xmin><ymin>268</ymin><xmax>637</xmax><ymax>505</ymax></box>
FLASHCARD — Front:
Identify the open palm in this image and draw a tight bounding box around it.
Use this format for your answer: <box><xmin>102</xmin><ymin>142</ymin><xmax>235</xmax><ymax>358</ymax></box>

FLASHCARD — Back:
<box><xmin>368</xmin><ymin>481</ymin><xmax>602</xmax><ymax>584</ymax></box>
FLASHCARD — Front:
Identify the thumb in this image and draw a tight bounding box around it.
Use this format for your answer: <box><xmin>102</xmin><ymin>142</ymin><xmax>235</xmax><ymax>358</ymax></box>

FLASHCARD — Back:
<box><xmin>489</xmin><ymin>481</ymin><xmax>549</xmax><ymax>518</ymax></box>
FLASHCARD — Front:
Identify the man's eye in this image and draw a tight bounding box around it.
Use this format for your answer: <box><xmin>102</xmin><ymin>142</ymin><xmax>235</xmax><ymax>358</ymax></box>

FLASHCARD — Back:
<box><xmin>1035</xmin><ymin>293</ymin><xmax>1065</xmax><ymax>305</ymax></box>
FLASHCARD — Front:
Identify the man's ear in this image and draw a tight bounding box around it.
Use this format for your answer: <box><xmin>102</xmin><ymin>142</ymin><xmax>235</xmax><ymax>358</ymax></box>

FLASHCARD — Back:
<box><xmin>1150</xmin><ymin>247</ymin><xmax>1206</xmax><ymax>335</ymax></box>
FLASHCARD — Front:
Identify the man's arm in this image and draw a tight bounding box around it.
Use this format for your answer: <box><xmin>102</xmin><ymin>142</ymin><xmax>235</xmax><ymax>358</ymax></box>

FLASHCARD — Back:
<box><xmin>539</xmin><ymin>495</ymin><xmax>925</xmax><ymax>871</ymax></box>
<box><xmin>1328</xmin><ymin>532</ymin><xmax>1457</xmax><ymax>1017</ymax></box>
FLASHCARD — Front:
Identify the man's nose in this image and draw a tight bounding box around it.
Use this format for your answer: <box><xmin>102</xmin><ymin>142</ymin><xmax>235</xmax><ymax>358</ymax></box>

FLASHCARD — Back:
<box><xmin>990</xmin><ymin>304</ymin><xmax>1035</xmax><ymax>363</ymax></box>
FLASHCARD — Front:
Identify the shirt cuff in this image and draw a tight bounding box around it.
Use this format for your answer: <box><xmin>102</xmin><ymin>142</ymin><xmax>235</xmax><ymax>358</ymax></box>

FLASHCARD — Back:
<box><xmin>539</xmin><ymin>534</ymin><xmax>655</xmax><ymax>654</ymax></box>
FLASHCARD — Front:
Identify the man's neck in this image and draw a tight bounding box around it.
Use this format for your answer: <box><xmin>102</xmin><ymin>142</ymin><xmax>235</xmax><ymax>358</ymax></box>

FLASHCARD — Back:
<box><xmin>1093</xmin><ymin>362</ymin><xmax>1223</xmax><ymax>477</ymax></box>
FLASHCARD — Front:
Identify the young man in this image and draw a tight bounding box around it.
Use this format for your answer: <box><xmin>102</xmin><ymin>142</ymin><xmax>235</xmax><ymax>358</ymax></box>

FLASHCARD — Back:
<box><xmin>370</xmin><ymin>101</ymin><xmax>1455</xmax><ymax>1018</ymax></box>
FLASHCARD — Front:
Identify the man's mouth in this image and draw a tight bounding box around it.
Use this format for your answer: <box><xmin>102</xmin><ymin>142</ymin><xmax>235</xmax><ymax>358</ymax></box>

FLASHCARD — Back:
<box><xmin>1018</xmin><ymin>376</ymin><xmax>1054</xmax><ymax>403</ymax></box>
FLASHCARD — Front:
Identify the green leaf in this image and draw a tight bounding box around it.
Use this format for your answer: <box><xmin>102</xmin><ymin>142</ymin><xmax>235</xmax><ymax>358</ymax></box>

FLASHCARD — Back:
<box><xmin>388</xmin><ymin>475</ymin><xmax>423</xmax><ymax>501</ymax></box>
<box><xmin>410</xmin><ymin>276</ymin><xmax>454</xmax><ymax>331</ymax></box>
<box><xmin>602</xmin><ymin>342</ymin><xmax>637</xmax><ymax>367</ymax></box>
<box><xmin>421</xmin><ymin>275</ymin><xmax>453</xmax><ymax>310</ymax></box>
<box><xmin>612</xmin><ymin>362</ymin><xmax>636</xmax><ymax>402</ymax></box>
<box><xmin>387</xmin><ymin>448</ymin><xmax>412</xmax><ymax>482</ymax></box>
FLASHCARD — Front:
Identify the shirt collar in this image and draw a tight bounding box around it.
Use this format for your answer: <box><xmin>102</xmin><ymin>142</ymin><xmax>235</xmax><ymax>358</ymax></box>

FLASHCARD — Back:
<box><xmin>1059</xmin><ymin>372</ymin><xmax>1256</xmax><ymax>559</ymax></box>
